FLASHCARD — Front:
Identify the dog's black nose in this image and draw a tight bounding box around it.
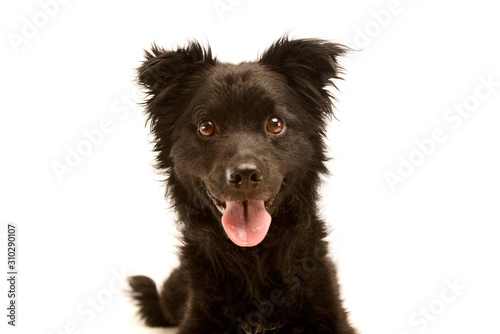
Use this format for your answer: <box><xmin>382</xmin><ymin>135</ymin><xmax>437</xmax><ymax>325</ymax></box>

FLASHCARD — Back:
<box><xmin>226</xmin><ymin>163</ymin><xmax>263</xmax><ymax>190</ymax></box>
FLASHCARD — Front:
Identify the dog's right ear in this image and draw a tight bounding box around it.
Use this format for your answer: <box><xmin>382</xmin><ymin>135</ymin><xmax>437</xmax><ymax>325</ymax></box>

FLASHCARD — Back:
<box><xmin>137</xmin><ymin>41</ymin><xmax>215</xmax><ymax>96</ymax></box>
<box><xmin>137</xmin><ymin>42</ymin><xmax>215</xmax><ymax>176</ymax></box>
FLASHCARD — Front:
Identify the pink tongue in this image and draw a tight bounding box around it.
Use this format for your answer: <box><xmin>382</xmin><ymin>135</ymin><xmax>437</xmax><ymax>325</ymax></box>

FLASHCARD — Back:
<box><xmin>221</xmin><ymin>200</ymin><xmax>271</xmax><ymax>247</ymax></box>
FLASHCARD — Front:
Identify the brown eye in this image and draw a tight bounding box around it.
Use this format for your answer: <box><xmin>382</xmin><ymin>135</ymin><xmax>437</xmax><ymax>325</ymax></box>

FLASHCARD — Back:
<box><xmin>266</xmin><ymin>116</ymin><xmax>285</xmax><ymax>134</ymax></box>
<box><xmin>199</xmin><ymin>120</ymin><xmax>216</xmax><ymax>137</ymax></box>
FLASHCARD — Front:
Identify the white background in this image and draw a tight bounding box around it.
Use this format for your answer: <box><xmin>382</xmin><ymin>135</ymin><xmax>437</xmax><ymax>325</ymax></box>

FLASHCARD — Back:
<box><xmin>1</xmin><ymin>0</ymin><xmax>499</xmax><ymax>333</ymax></box>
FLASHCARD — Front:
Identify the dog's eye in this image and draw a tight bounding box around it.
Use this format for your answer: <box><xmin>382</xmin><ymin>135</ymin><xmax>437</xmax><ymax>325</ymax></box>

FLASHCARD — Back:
<box><xmin>266</xmin><ymin>116</ymin><xmax>285</xmax><ymax>134</ymax></box>
<box><xmin>198</xmin><ymin>120</ymin><xmax>216</xmax><ymax>137</ymax></box>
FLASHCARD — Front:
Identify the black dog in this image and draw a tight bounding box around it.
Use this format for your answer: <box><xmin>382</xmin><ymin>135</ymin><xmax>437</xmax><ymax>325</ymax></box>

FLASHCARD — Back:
<box><xmin>128</xmin><ymin>36</ymin><xmax>357</xmax><ymax>334</ymax></box>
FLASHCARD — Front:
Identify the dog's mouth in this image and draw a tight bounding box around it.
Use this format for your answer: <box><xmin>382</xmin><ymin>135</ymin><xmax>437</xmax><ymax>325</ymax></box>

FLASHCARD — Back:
<box><xmin>208</xmin><ymin>193</ymin><xmax>276</xmax><ymax>215</ymax></box>
<box><xmin>205</xmin><ymin>188</ymin><xmax>278</xmax><ymax>248</ymax></box>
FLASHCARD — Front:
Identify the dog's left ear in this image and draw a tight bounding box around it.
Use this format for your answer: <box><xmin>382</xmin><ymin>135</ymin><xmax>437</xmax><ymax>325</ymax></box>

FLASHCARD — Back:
<box><xmin>259</xmin><ymin>36</ymin><xmax>349</xmax><ymax>115</ymax></box>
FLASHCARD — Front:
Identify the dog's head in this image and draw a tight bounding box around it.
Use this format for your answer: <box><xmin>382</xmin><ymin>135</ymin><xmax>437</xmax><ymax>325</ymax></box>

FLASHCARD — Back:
<box><xmin>138</xmin><ymin>36</ymin><xmax>347</xmax><ymax>247</ymax></box>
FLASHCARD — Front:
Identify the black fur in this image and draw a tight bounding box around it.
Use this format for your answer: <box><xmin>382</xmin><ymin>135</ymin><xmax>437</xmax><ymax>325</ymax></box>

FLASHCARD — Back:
<box><xmin>128</xmin><ymin>36</ymin><xmax>357</xmax><ymax>333</ymax></box>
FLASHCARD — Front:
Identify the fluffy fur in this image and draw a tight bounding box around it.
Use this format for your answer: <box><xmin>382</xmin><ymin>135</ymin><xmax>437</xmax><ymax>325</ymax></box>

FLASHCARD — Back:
<box><xmin>128</xmin><ymin>36</ymin><xmax>357</xmax><ymax>334</ymax></box>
